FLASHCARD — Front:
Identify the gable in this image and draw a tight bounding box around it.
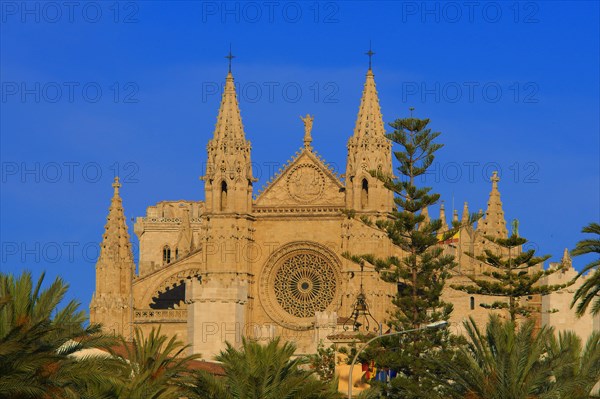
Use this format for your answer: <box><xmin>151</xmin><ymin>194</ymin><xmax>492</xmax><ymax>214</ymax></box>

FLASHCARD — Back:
<box><xmin>254</xmin><ymin>150</ymin><xmax>345</xmax><ymax>207</ymax></box>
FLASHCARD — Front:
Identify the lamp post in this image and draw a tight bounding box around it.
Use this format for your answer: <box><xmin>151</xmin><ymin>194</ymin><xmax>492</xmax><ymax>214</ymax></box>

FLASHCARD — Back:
<box><xmin>347</xmin><ymin>320</ymin><xmax>449</xmax><ymax>398</ymax></box>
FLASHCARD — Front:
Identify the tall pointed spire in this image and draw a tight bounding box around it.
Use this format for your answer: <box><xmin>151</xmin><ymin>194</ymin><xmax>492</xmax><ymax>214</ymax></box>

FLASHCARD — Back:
<box><xmin>100</xmin><ymin>177</ymin><xmax>134</xmax><ymax>264</ymax></box>
<box><xmin>352</xmin><ymin>68</ymin><xmax>386</xmax><ymax>140</ymax></box>
<box><xmin>202</xmin><ymin>54</ymin><xmax>255</xmax><ymax>214</ymax></box>
<box><xmin>477</xmin><ymin>171</ymin><xmax>508</xmax><ymax>238</ymax></box>
<box><xmin>90</xmin><ymin>176</ymin><xmax>134</xmax><ymax>337</ymax></box>
<box><xmin>345</xmin><ymin>55</ymin><xmax>393</xmax><ymax>213</ymax></box>
<box><xmin>212</xmin><ymin>71</ymin><xmax>246</xmax><ymax>143</ymax></box>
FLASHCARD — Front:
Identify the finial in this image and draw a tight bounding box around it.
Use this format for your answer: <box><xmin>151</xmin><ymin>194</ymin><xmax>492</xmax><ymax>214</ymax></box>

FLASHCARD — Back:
<box><xmin>453</xmin><ymin>209</ymin><xmax>459</xmax><ymax>222</ymax></box>
<box><xmin>491</xmin><ymin>170</ymin><xmax>500</xmax><ymax>184</ymax></box>
<box><xmin>409</xmin><ymin>107</ymin><xmax>415</xmax><ymax>117</ymax></box>
<box><xmin>112</xmin><ymin>176</ymin><xmax>121</xmax><ymax>195</ymax></box>
<box><xmin>462</xmin><ymin>201</ymin><xmax>469</xmax><ymax>223</ymax></box>
<box><xmin>300</xmin><ymin>114</ymin><xmax>314</xmax><ymax>149</ymax></box>
<box><xmin>225</xmin><ymin>44</ymin><xmax>235</xmax><ymax>73</ymax></box>
<box><xmin>365</xmin><ymin>41</ymin><xmax>375</xmax><ymax>70</ymax></box>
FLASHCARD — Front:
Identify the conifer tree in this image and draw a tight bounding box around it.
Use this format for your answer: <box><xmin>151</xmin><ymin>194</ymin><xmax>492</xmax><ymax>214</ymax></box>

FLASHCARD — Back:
<box><xmin>345</xmin><ymin>114</ymin><xmax>472</xmax><ymax>398</ymax></box>
<box><xmin>452</xmin><ymin>230</ymin><xmax>568</xmax><ymax>322</ymax></box>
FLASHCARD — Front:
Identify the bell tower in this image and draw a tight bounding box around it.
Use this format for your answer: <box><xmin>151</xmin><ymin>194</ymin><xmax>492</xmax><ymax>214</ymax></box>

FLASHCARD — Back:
<box><xmin>345</xmin><ymin>47</ymin><xmax>393</xmax><ymax>214</ymax></box>
<box><xmin>201</xmin><ymin>53</ymin><xmax>255</xmax><ymax>214</ymax></box>
<box><xmin>189</xmin><ymin>52</ymin><xmax>253</xmax><ymax>359</ymax></box>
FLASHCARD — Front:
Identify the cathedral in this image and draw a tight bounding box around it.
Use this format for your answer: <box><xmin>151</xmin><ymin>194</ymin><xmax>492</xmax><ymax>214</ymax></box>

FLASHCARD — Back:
<box><xmin>89</xmin><ymin>61</ymin><xmax>552</xmax><ymax>359</ymax></box>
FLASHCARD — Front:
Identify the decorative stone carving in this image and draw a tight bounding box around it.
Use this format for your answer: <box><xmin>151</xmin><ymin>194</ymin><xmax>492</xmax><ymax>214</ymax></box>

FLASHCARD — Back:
<box><xmin>286</xmin><ymin>163</ymin><xmax>326</xmax><ymax>203</ymax></box>
<box><xmin>259</xmin><ymin>241</ymin><xmax>342</xmax><ymax>330</ymax></box>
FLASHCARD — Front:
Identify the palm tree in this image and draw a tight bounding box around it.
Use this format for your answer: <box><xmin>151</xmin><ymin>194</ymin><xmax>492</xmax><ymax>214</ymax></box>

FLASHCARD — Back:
<box><xmin>436</xmin><ymin>315</ymin><xmax>560</xmax><ymax>399</ymax></box>
<box><xmin>0</xmin><ymin>271</ymin><xmax>117</xmax><ymax>399</ymax></box>
<box><xmin>106</xmin><ymin>326</ymin><xmax>201</xmax><ymax>399</ymax></box>
<box><xmin>190</xmin><ymin>337</ymin><xmax>342</xmax><ymax>399</ymax></box>
<box><xmin>546</xmin><ymin>331</ymin><xmax>600</xmax><ymax>399</ymax></box>
<box><xmin>571</xmin><ymin>222</ymin><xmax>600</xmax><ymax>316</ymax></box>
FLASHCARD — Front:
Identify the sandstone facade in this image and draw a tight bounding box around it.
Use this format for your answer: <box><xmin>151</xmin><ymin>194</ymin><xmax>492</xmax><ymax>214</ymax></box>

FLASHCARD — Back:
<box><xmin>90</xmin><ymin>64</ymin><xmax>579</xmax><ymax>359</ymax></box>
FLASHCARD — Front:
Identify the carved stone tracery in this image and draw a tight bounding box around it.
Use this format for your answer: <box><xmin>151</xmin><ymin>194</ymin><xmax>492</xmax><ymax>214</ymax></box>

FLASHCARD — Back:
<box><xmin>260</xmin><ymin>242</ymin><xmax>342</xmax><ymax>330</ymax></box>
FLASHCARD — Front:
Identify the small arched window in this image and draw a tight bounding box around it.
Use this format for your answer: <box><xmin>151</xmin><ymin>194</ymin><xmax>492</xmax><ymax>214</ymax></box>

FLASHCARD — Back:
<box><xmin>470</xmin><ymin>296</ymin><xmax>475</xmax><ymax>310</ymax></box>
<box><xmin>163</xmin><ymin>245</ymin><xmax>171</xmax><ymax>264</ymax></box>
<box><xmin>220</xmin><ymin>181</ymin><xmax>228</xmax><ymax>211</ymax></box>
<box><xmin>361</xmin><ymin>178</ymin><xmax>369</xmax><ymax>209</ymax></box>
<box><xmin>175</xmin><ymin>248</ymin><xmax>179</xmax><ymax>260</ymax></box>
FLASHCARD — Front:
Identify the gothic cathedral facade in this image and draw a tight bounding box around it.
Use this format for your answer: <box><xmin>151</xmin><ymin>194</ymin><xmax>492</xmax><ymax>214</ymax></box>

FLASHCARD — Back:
<box><xmin>90</xmin><ymin>65</ymin><xmax>547</xmax><ymax>359</ymax></box>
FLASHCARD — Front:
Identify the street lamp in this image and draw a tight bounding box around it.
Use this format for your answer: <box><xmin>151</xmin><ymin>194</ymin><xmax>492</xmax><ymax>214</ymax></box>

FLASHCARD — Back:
<box><xmin>347</xmin><ymin>320</ymin><xmax>449</xmax><ymax>398</ymax></box>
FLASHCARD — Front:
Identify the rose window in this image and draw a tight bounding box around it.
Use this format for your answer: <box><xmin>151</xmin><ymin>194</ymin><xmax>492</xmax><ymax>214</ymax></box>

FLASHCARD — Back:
<box><xmin>273</xmin><ymin>252</ymin><xmax>337</xmax><ymax>318</ymax></box>
<box><xmin>260</xmin><ymin>242</ymin><xmax>342</xmax><ymax>329</ymax></box>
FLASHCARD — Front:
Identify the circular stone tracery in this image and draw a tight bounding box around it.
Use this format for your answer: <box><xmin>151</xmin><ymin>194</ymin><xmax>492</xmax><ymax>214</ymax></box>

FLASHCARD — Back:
<box><xmin>273</xmin><ymin>252</ymin><xmax>336</xmax><ymax>318</ymax></box>
<box><xmin>260</xmin><ymin>242</ymin><xmax>342</xmax><ymax>330</ymax></box>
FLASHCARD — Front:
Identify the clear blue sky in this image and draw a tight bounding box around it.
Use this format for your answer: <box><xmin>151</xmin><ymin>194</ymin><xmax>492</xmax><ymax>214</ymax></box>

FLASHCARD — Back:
<box><xmin>1</xmin><ymin>1</ymin><xmax>599</xmax><ymax>311</ymax></box>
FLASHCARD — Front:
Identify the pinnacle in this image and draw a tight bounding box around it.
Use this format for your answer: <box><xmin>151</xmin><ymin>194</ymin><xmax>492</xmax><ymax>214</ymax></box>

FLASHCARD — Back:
<box><xmin>352</xmin><ymin>68</ymin><xmax>386</xmax><ymax>139</ymax></box>
<box><xmin>461</xmin><ymin>202</ymin><xmax>469</xmax><ymax>223</ymax></box>
<box><xmin>439</xmin><ymin>201</ymin><xmax>448</xmax><ymax>233</ymax></box>
<box><xmin>477</xmin><ymin>171</ymin><xmax>508</xmax><ymax>238</ymax></box>
<box><xmin>212</xmin><ymin>71</ymin><xmax>246</xmax><ymax>143</ymax></box>
<box><xmin>100</xmin><ymin>176</ymin><xmax>133</xmax><ymax>264</ymax></box>
<box><xmin>561</xmin><ymin>248</ymin><xmax>572</xmax><ymax>269</ymax></box>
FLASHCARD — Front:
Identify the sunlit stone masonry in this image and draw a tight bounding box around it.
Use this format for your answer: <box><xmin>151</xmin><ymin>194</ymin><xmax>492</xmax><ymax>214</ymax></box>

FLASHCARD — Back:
<box><xmin>89</xmin><ymin>63</ymin><xmax>586</xmax><ymax>360</ymax></box>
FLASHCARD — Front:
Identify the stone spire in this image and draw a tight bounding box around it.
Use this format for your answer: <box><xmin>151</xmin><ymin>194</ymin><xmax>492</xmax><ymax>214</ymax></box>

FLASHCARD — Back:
<box><xmin>99</xmin><ymin>177</ymin><xmax>134</xmax><ymax>265</ymax></box>
<box><xmin>345</xmin><ymin>66</ymin><xmax>393</xmax><ymax>213</ymax></box>
<box><xmin>90</xmin><ymin>177</ymin><xmax>134</xmax><ymax>337</ymax></box>
<box><xmin>439</xmin><ymin>201</ymin><xmax>448</xmax><ymax>233</ymax></box>
<box><xmin>212</xmin><ymin>72</ymin><xmax>245</xmax><ymax>143</ymax></box>
<box><xmin>352</xmin><ymin>69</ymin><xmax>386</xmax><ymax>140</ymax></box>
<box><xmin>461</xmin><ymin>202</ymin><xmax>469</xmax><ymax>224</ymax></box>
<box><xmin>477</xmin><ymin>171</ymin><xmax>508</xmax><ymax>238</ymax></box>
<box><xmin>453</xmin><ymin>209</ymin><xmax>459</xmax><ymax>223</ymax></box>
<box><xmin>202</xmin><ymin>69</ymin><xmax>255</xmax><ymax>214</ymax></box>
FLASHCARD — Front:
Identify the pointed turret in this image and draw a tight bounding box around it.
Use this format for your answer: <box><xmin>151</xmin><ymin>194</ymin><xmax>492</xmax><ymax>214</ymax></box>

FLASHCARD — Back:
<box><xmin>461</xmin><ymin>202</ymin><xmax>469</xmax><ymax>224</ymax></box>
<box><xmin>453</xmin><ymin>209</ymin><xmax>459</xmax><ymax>223</ymax></box>
<box><xmin>477</xmin><ymin>171</ymin><xmax>508</xmax><ymax>238</ymax></box>
<box><xmin>99</xmin><ymin>177</ymin><xmax>134</xmax><ymax>264</ymax></box>
<box><xmin>90</xmin><ymin>177</ymin><xmax>134</xmax><ymax>337</ymax></box>
<box><xmin>352</xmin><ymin>69</ymin><xmax>386</xmax><ymax>140</ymax></box>
<box><xmin>202</xmin><ymin>69</ymin><xmax>255</xmax><ymax>214</ymax></box>
<box><xmin>212</xmin><ymin>72</ymin><xmax>245</xmax><ymax>143</ymax></box>
<box><xmin>439</xmin><ymin>201</ymin><xmax>448</xmax><ymax>233</ymax></box>
<box><xmin>345</xmin><ymin>60</ymin><xmax>393</xmax><ymax>213</ymax></box>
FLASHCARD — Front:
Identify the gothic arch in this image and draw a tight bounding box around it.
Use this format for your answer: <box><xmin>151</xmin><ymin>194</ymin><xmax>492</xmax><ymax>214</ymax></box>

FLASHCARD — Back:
<box><xmin>135</xmin><ymin>260</ymin><xmax>204</xmax><ymax>308</ymax></box>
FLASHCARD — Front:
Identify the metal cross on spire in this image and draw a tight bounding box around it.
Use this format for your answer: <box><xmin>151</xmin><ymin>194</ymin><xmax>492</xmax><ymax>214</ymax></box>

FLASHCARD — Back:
<box><xmin>365</xmin><ymin>41</ymin><xmax>375</xmax><ymax>70</ymax></box>
<box><xmin>225</xmin><ymin>44</ymin><xmax>235</xmax><ymax>73</ymax></box>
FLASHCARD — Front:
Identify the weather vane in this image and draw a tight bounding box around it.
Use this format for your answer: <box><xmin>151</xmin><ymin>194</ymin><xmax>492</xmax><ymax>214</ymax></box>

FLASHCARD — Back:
<box><xmin>365</xmin><ymin>41</ymin><xmax>375</xmax><ymax>70</ymax></box>
<box><xmin>225</xmin><ymin>44</ymin><xmax>235</xmax><ymax>73</ymax></box>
